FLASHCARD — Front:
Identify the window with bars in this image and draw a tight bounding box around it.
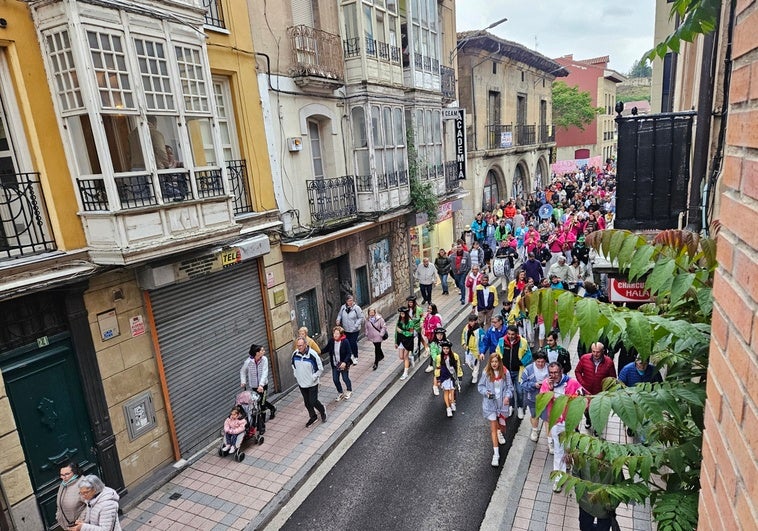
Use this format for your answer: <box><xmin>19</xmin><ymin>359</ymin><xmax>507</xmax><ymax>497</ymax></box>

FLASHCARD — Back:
<box><xmin>45</xmin><ymin>30</ymin><xmax>83</xmax><ymax>113</ymax></box>
<box><xmin>134</xmin><ymin>38</ymin><xmax>175</xmax><ymax>111</ymax></box>
<box><xmin>87</xmin><ymin>30</ymin><xmax>135</xmax><ymax>110</ymax></box>
<box><xmin>175</xmin><ymin>45</ymin><xmax>210</xmax><ymax>113</ymax></box>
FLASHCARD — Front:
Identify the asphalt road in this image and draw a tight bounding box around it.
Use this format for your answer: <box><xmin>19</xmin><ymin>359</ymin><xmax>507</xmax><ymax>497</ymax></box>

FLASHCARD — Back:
<box><xmin>280</xmin><ymin>319</ymin><xmax>522</xmax><ymax>531</ymax></box>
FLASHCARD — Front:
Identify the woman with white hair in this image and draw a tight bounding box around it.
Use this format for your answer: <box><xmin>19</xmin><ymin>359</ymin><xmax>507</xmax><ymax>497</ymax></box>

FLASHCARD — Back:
<box><xmin>68</xmin><ymin>474</ymin><xmax>121</xmax><ymax>531</ymax></box>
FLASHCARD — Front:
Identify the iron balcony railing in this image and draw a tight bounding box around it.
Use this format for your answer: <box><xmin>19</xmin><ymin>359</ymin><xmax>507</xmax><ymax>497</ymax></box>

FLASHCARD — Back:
<box><xmin>343</xmin><ymin>37</ymin><xmax>360</xmax><ymax>58</ymax></box>
<box><xmin>226</xmin><ymin>159</ymin><xmax>253</xmax><ymax>215</ymax></box>
<box><xmin>440</xmin><ymin>65</ymin><xmax>456</xmax><ymax>102</ymax></box>
<box><xmin>342</xmin><ymin>36</ymin><xmax>400</xmax><ymax>66</ymax></box>
<box><xmin>539</xmin><ymin>124</ymin><xmax>556</xmax><ymax>143</ymax></box>
<box><xmin>444</xmin><ymin>161</ymin><xmax>460</xmax><ymax>192</ymax></box>
<box><xmin>0</xmin><ymin>172</ymin><xmax>56</xmax><ymax>259</ymax></box>
<box><xmin>306</xmin><ymin>176</ymin><xmax>358</xmax><ymax>224</ymax></box>
<box><xmin>515</xmin><ymin>124</ymin><xmax>536</xmax><ymax>146</ymax></box>
<box><xmin>353</xmin><ymin>170</ymin><xmax>413</xmax><ymax>194</ymax></box>
<box><xmin>202</xmin><ymin>0</ymin><xmax>225</xmax><ymax>29</ymax></box>
<box><xmin>289</xmin><ymin>25</ymin><xmax>344</xmax><ymax>81</ymax></box>
<box><xmin>486</xmin><ymin>124</ymin><xmax>513</xmax><ymax>149</ymax></box>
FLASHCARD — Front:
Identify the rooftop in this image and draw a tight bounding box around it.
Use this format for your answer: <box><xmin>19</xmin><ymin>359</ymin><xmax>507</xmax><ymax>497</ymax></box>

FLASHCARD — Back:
<box><xmin>456</xmin><ymin>31</ymin><xmax>569</xmax><ymax>77</ymax></box>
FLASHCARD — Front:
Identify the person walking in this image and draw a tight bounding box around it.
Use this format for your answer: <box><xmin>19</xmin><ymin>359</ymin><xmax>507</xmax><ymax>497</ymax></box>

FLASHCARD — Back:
<box><xmin>464</xmin><ymin>264</ymin><xmax>483</xmax><ymax>306</ymax></box>
<box><xmin>293</xmin><ymin>327</ymin><xmax>321</xmax><ymax>355</ymax></box>
<box><xmin>427</xmin><ymin>327</ymin><xmax>448</xmax><ymax>396</ymax></box>
<box><xmin>540</xmin><ymin>331</ymin><xmax>572</xmax><ymax>375</ymax></box>
<box><xmin>461</xmin><ymin>314</ymin><xmax>483</xmax><ymax>384</ymax></box>
<box><xmin>473</xmin><ymin>273</ymin><xmax>498</xmax><ymax>329</ymax></box>
<box><xmin>575</xmin><ymin>342</ymin><xmax>617</xmax><ymax>433</ymax></box>
<box><xmin>336</xmin><ymin>295</ymin><xmax>364</xmax><ymax>365</ymax></box>
<box><xmin>406</xmin><ymin>296</ymin><xmax>427</xmax><ymax>361</ymax></box>
<box><xmin>414</xmin><ymin>256</ymin><xmax>437</xmax><ymax>305</ymax></box>
<box><xmin>434</xmin><ymin>248</ymin><xmax>451</xmax><ymax>295</ymax></box>
<box><xmin>323</xmin><ymin>326</ymin><xmax>354</xmax><ymax>401</ymax></box>
<box><xmin>69</xmin><ymin>475</ymin><xmax>122</xmax><ymax>531</ymax></box>
<box><xmin>240</xmin><ymin>343</ymin><xmax>277</xmax><ymax>420</ymax></box>
<box><xmin>449</xmin><ymin>242</ymin><xmax>471</xmax><ymax>305</ymax></box>
<box><xmin>477</xmin><ymin>353</ymin><xmax>514</xmax><ymax>467</ymax></box>
<box><xmin>495</xmin><ymin>325</ymin><xmax>532</xmax><ymax>419</ymax></box>
<box><xmin>395</xmin><ymin>307</ymin><xmax>415</xmax><ymax>380</ymax></box>
<box><xmin>292</xmin><ymin>337</ymin><xmax>326</xmax><ymax>427</ymax></box>
<box><xmin>56</xmin><ymin>461</ymin><xmax>85</xmax><ymax>530</ymax></box>
<box><xmin>520</xmin><ymin>350</ymin><xmax>549</xmax><ymax>443</ymax></box>
<box><xmin>434</xmin><ymin>340</ymin><xmax>462</xmax><ymax>418</ymax></box>
<box><xmin>540</xmin><ymin>362</ymin><xmax>585</xmax><ymax>492</ymax></box>
<box><xmin>364</xmin><ymin>307</ymin><xmax>387</xmax><ymax>371</ymax></box>
<box><xmin>422</xmin><ymin>304</ymin><xmax>443</xmax><ymax>374</ymax></box>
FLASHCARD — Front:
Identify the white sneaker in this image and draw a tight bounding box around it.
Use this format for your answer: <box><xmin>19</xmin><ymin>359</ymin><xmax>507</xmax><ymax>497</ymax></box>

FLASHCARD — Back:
<box><xmin>343</xmin><ymin>391</ymin><xmax>352</xmax><ymax>400</ymax></box>
<box><xmin>425</xmin><ymin>365</ymin><xmax>434</xmax><ymax>373</ymax></box>
<box><xmin>450</xmin><ymin>402</ymin><xmax>456</xmax><ymax>412</ymax></box>
<box><xmin>530</xmin><ymin>428</ymin><xmax>539</xmax><ymax>442</ymax></box>
<box><xmin>410</xmin><ymin>355</ymin><xmax>416</xmax><ymax>367</ymax></box>
<box><xmin>400</xmin><ymin>371</ymin><xmax>408</xmax><ymax>380</ymax></box>
<box><xmin>517</xmin><ymin>407</ymin><xmax>525</xmax><ymax>419</ymax></box>
<box><xmin>491</xmin><ymin>453</ymin><xmax>499</xmax><ymax>467</ymax></box>
<box><xmin>446</xmin><ymin>407</ymin><xmax>453</xmax><ymax>417</ymax></box>
<box><xmin>221</xmin><ymin>445</ymin><xmax>230</xmax><ymax>452</ymax></box>
<box><xmin>497</xmin><ymin>431</ymin><xmax>506</xmax><ymax>445</ymax></box>
<box><xmin>432</xmin><ymin>386</ymin><xmax>440</xmax><ymax>396</ymax></box>
<box><xmin>548</xmin><ymin>438</ymin><xmax>555</xmax><ymax>454</ymax></box>
<box><xmin>351</xmin><ymin>356</ymin><xmax>358</xmax><ymax>365</ymax></box>
<box><xmin>335</xmin><ymin>393</ymin><xmax>345</xmax><ymax>402</ymax></box>
<box><xmin>471</xmin><ymin>375</ymin><xmax>478</xmax><ymax>384</ymax></box>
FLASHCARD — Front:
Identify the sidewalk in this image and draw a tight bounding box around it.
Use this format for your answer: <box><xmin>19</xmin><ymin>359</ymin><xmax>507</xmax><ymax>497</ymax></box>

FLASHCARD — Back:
<box><xmin>120</xmin><ymin>280</ymin><xmax>473</xmax><ymax>531</ymax></box>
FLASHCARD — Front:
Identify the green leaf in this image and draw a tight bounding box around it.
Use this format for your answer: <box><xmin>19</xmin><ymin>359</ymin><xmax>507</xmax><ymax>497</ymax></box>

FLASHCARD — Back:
<box><xmin>576</xmin><ymin>298</ymin><xmax>601</xmax><ymax>347</ymax></box>
<box><xmin>588</xmin><ymin>394</ymin><xmax>612</xmax><ymax>434</ymax></box>
<box><xmin>549</xmin><ymin>394</ymin><xmax>569</xmax><ymax>428</ymax></box>
<box><xmin>628</xmin><ymin>245</ymin><xmax>655</xmax><ymax>281</ymax></box>
<box><xmin>536</xmin><ymin>391</ymin><xmax>553</xmax><ymax>419</ymax></box>
<box><xmin>696</xmin><ymin>286</ymin><xmax>713</xmax><ymax>317</ymax></box>
<box><xmin>669</xmin><ymin>273</ymin><xmax>695</xmax><ymax>306</ymax></box>
<box><xmin>626</xmin><ymin>312</ymin><xmax>652</xmax><ymax>359</ymax></box>
<box><xmin>608</xmin><ymin>230</ymin><xmax>628</xmax><ymax>264</ymax></box>
<box><xmin>557</xmin><ymin>291</ymin><xmax>577</xmax><ymax>339</ymax></box>
<box><xmin>565</xmin><ymin>396</ymin><xmax>588</xmax><ymax>433</ymax></box>
<box><xmin>617</xmin><ymin>232</ymin><xmax>640</xmax><ymax>269</ymax></box>
<box><xmin>646</xmin><ymin>257</ymin><xmax>676</xmax><ymax>295</ymax></box>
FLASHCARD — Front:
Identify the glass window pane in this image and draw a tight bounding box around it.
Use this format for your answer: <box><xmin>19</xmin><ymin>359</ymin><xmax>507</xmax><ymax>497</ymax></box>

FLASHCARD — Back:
<box><xmin>371</xmin><ymin>106</ymin><xmax>382</xmax><ymax>147</ymax></box>
<box><xmin>66</xmin><ymin>115</ymin><xmax>102</xmax><ymax>175</ymax></box>
<box><xmin>87</xmin><ymin>30</ymin><xmax>135</xmax><ymax>111</ymax></box>
<box><xmin>383</xmin><ymin>107</ymin><xmax>393</xmax><ymax>146</ymax></box>
<box><xmin>186</xmin><ymin>117</ymin><xmax>215</xmax><ymax>167</ymax></box>
<box><xmin>351</xmin><ymin>106</ymin><xmax>367</xmax><ymax>148</ymax></box>
<box><xmin>394</xmin><ymin>108</ymin><xmax>404</xmax><ymax>146</ymax></box>
<box><xmin>175</xmin><ymin>45</ymin><xmax>210</xmax><ymax>114</ymax></box>
<box><xmin>135</xmin><ymin>37</ymin><xmax>175</xmax><ymax>111</ymax></box>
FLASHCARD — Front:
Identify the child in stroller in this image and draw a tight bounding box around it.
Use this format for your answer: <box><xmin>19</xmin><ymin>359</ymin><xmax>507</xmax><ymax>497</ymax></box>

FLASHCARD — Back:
<box><xmin>219</xmin><ymin>390</ymin><xmax>265</xmax><ymax>462</ymax></box>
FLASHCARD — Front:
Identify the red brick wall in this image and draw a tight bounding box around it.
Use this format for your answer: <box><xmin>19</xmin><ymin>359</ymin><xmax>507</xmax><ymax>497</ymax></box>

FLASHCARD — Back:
<box><xmin>698</xmin><ymin>1</ymin><xmax>758</xmax><ymax>529</ymax></box>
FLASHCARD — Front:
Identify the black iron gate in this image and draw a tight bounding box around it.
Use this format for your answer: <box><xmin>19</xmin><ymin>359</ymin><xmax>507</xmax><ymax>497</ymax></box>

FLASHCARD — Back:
<box><xmin>614</xmin><ymin>110</ymin><xmax>696</xmax><ymax>230</ymax></box>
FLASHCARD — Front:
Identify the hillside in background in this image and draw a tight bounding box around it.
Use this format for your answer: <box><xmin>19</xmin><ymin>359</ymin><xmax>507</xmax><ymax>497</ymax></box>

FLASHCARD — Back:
<box><xmin>617</xmin><ymin>76</ymin><xmax>652</xmax><ymax>103</ymax></box>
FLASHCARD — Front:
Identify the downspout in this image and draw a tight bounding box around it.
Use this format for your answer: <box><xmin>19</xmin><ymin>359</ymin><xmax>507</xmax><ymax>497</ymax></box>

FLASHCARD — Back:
<box><xmin>686</xmin><ymin>7</ymin><xmax>721</xmax><ymax>232</ymax></box>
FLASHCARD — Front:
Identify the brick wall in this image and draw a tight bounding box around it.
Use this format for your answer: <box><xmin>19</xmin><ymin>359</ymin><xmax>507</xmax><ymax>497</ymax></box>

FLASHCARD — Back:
<box><xmin>698</xmin><ymin>1</ymin><xmax>758</xmax><ymax>529</ymax></box>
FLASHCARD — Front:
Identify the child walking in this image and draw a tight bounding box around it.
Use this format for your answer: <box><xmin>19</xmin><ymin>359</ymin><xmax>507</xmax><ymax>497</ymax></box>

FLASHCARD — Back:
<box><xmin>477</xmin><ymin>353</ymin><xmax>514</xmax><ymax>466</ymax></box>
<box><xmin>222</xmin><ymin>405</ymin><xmax>247</xmax><ymax>454</ymax></box>
<box><xmin>435</xmin><ymin>341</ymin><xmax>462</xmax><ymax>417</ymax></box>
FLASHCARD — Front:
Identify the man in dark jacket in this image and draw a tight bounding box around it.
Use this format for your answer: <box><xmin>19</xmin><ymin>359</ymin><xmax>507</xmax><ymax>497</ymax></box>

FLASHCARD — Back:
<box><xmin>523</xmin><ymin>252</ymin><xmax>544</xmax><ymax>285</ymax></box>
<box><xmin>449</xmin><ymin>243</ymin><xmax>471</xmax><ymax>304</ymax></box>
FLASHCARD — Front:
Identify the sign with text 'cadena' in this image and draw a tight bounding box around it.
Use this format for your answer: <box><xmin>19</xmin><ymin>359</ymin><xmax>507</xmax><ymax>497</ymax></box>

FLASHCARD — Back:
<box><xmin>608</xmin><ymin>279</ymin><xmax>654</xmax><ymax>303</ymax></box>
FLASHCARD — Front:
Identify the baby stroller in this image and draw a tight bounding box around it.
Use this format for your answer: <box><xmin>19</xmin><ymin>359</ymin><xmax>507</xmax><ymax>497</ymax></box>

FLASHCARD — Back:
<box><xmin>218</xmin><ymin>390</ymin><xmax>265</xmax><ymax>462</ymax></box>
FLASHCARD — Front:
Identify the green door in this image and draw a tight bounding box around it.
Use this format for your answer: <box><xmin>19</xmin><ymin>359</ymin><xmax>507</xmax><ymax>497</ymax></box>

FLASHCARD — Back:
<box><xmin>2</xmin><ymin>336</ymin><xmax>98</xmax><ymax>530</ymax></box>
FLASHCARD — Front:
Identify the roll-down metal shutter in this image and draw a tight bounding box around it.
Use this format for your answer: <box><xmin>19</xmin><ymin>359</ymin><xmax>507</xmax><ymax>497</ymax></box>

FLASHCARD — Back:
<box><xmin>150</xmin><ymin>261</ymin><xmax>267</xmax><ymax>457</ymax></box>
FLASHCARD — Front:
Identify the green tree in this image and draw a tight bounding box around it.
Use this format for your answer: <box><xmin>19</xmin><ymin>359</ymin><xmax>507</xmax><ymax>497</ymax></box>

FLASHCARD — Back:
<box><xmin>533</xmin><ymin>229</ymin><xmax>716</xmax><ymax>531</ymax></box>
<box><xmin>628</xmin><ymin>58</ymin><xmax>652</xmax><ymax>78</ymax></box>
<box><xmin>552</xmin><ymin>81</ymin><xmax>603</xmax><ymax>131</ymax></box>
<box><xmin>406</xmin><ymin>124</ymin><xmax>438</xmax><ymax>227</ymax></box>
<box><xmin>647</xmin><ymin>0</ymin><xmax>720</xmax><ymax>59</ymax></box>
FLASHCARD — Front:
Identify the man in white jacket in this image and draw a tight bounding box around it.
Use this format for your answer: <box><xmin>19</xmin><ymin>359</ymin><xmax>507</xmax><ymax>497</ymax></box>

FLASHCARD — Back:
<box><xmin>414</xmin><ymin>257</ymin><xmax>438</xmax><ymax>305</ymax></box>
<box><xmin>292</xmin><ymin>338</ymin><xmax>326</xmax><ymax>427</ymax></box>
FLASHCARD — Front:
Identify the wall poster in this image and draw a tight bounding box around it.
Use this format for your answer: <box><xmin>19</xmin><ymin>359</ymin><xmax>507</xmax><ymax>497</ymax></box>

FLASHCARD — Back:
<box><xmin>367</xmin><ymin>237</ymin><xmax>392</xmax><ymax>299</ymax></box>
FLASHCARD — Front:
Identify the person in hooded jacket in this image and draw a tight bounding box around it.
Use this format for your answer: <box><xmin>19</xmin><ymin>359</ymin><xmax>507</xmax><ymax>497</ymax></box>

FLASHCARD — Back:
<box><xmin>69</xmin><ymin>475</ymin><xmax>121</xmax><ymax>531</ymax></box>
<box><xmin>477</xmin><ymin>353</ymin><xmax>514</xmax><ymax>467</ymax></box>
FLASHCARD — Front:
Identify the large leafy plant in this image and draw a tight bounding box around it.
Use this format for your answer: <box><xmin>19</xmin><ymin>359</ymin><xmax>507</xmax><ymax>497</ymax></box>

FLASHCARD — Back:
<box><xmin>533</xmin><ymin>229</ymin><xmax>716</xmax><ymax>531</ymax></box>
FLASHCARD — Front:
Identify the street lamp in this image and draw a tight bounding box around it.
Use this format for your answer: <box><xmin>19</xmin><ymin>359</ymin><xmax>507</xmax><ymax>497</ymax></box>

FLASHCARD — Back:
<box><xmin>449</xmin><ymin>16</ymin><xmax>508</xmax><ymax>64</ymax></box>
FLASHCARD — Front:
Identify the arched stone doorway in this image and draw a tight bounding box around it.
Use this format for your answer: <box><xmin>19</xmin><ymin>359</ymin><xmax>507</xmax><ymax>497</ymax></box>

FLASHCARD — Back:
<box><xmin>535</xmin><ymin>157</ymin><xmax>548</xmax><ymax>192</ymax></box>
<box><xmin>482</xmin><ymin>169</ymin><xmax>501</xmax><ymax>212</ymax></box>
<box><xmin>512</xmin><ymin>162</ymin><xmax>528</xmax><ymax>200</ymax></box>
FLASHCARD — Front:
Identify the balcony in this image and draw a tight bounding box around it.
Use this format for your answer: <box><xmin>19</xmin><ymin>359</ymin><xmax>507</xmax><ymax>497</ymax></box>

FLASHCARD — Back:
<box><xmin>306</xmin><ymin>176</ymin><xmax>358</xmax><ymax>225</ymax></box>
<box><xmin>202</xmin><ymin>0</ymin><xmax>225</xmax><ymax>29</ymax></box>
<box><xmin>440</xmin><ymin>65</ymin><xmax>456</xmax><ymax>103</ymax></box>
<box><xmin>226</xmin><ymin>159</ymin><xmax>253</xmax><ymax>215</ymax></box>
<box><xmin>288</xmin><ymin>25</ymin><xmax>344</xmax><ymax>93</ymax></box>
<box><xmin>0</xmin><ymin>172</ymin><xmax>56</xmax><ymax>260</ymax></box>
<box><xmin>539</xmin><ymin>124</ymin><xmax>556</xmax><ymax>143</ymax></box>
<box><xmin>75</xmin><ymin>169</ymin><xmax>239</xmax><ymax>265</ymax></box>
<box><xmin>515</xmin><ymin>125</ymin><xmax>536</xmax><ymax>146</ymax></box>
<box><xmin>444</xmin><ymin>161</ymin><xmax>460</xmax><ymax>193</ymax></box>
<box><xmin>355</xmin><ymin>170</ymin><xmax>410</xmax><ymax>213</ymax></box>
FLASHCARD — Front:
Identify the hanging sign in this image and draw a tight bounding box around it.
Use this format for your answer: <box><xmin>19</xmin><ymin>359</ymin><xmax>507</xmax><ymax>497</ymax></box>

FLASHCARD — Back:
<box><xmin>443</xmin><ymin>108</ymin><xmax>467</xmax><ymax>180</ymax></box>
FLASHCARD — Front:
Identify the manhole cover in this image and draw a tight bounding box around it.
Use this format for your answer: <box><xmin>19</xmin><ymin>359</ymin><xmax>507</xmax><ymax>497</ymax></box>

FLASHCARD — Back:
<box><xmin>168</xmin><ymin>492</ymin><xmax>182</xmax><ymax>500</ymax></box>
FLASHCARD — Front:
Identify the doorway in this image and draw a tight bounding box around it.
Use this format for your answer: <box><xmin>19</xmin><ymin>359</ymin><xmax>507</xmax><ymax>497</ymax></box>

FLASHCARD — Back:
<box><xmin>321</xmin><ymin>255</ymin><xmax>352</xmax><ymax>336</ymax></box>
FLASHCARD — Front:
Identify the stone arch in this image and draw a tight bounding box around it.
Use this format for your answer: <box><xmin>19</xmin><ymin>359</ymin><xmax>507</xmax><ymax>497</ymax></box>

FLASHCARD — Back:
<box><xmin>299</xmin><ymin>103</ymin><xmax>338</xmax><ymax>135</ymax></box>
<box><xmin>512</xmin><ymin>160</ymin><xmax>530</xmax><ymax>200</ymax></box>
<box><xmin>482</xmin><ymin>166</ymin><xmax>505</xmax><ymax>212</ymax></box>
<box><xmin>534</xmin><ymin>157</ymin><xmax>548</xmax><ymax>192</ymax></box>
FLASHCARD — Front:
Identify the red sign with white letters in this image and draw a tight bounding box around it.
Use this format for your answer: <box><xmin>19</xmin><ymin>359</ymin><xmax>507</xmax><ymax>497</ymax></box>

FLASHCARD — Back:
<box><xmin>609</xmin><ymin>279</ymin><xmax>654</xmax><ymax>303</ymax></box>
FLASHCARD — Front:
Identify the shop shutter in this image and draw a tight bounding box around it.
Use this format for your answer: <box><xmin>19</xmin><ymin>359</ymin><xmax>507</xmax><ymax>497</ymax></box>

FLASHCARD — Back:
<box><xmin>149</xmin><ymin>261</ymin><xmax>267</xmax><ymax>457</ymax></box>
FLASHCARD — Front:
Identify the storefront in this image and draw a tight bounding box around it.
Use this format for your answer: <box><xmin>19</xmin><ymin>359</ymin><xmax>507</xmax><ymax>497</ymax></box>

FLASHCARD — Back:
<box><xmin>410</xmin><ymin>200</ymin><xmax>457</xmax><ymax>262</ymax></box>
<box><xmin>137</xmin><ymin>235</ymin><xmax>271</xmax><ymax>458</ymax></box>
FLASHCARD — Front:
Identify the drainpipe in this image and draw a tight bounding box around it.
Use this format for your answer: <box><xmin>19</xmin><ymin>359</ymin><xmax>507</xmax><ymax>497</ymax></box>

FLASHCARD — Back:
<box><xmin>686</xmin><ymin>8</ymin><xmax>721</xmax><ymax>232</ymax></box>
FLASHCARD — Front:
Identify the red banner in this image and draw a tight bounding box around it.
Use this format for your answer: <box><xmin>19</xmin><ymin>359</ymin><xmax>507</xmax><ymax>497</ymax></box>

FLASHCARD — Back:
<box><xmin>608</xmin><ymin>279</ymin><xmax>654</xmax><ymax>303</ymax></box>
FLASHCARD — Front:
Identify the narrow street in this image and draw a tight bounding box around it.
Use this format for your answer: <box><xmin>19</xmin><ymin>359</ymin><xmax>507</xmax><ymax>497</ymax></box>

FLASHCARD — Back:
<box><xmin>280</xmin><ymin>319</ymin><xmax>522</xmax><ymax>530</ymax></box>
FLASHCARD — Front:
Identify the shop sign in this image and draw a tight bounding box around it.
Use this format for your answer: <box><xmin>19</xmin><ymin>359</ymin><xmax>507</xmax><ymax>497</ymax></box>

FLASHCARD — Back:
<box><xmin>175</xmin><ymin>247</ymin><xmax>241</xmax><ymax>281</ymax></box>
<box><xmin>443</xmin><ymin>108</ymin><xmax>467</xmax><ymax>180</ymax></box>
<box><xmin>609</xmin><ymin>279</ymin><xmax>654</xmax><ymax>303</ymax></box>
<box><xmin>437</xmin><ymin>201</ymin><xmax>453</xmax><ymax>222</ymax></box>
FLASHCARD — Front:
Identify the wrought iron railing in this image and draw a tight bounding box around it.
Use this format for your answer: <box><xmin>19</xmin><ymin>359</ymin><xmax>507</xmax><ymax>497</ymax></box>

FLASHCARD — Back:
<box><xmin>515</xmin><ymin>124</ymin><xmax>536</xmax><ymax>146</ymax></box>
<box><xmin>539</xmin><ymin>124</ymin><xmax>555</xmax><ymax>143</ymax></box>
<box><xmin>195</xmin><ymin>169</ymin><xmax>225</xmax><ymax>199</ymax></box>
<box><xmin>414</xmin><ymin>53</ymin><xmax>423</xmax><ymax>69</ymax></box>
<box><xmin>444</xmin><ymin>161</ymin><xmax>460</xmax><ymax>192</ymax></box>
<box><xmin>486</xmin><ymin>124</ymin><xmax>514</xmax><ymax>149</ymax></box>
<box><xmin>115</xmin><ymin>174</ymin><xmax>158</xmax><ymax>209</ymax></box>
<box><xmin>365</xmin><ymin>37</ymin><xmax>377</xmax><ymax>57</ymax></box>
<box><xmin>355</xmin><ymin>174</ymin><xmax>373</xmax><ymax>193</ymax></box>
<box><xmin>158</xmin><ymin>172</ymin><xmax>193</xmax><ymax>202</ymax></box>
<box><xmin>390</xmin><ymin>45</ymin><xmax>401</xmax><ymax>65</ymax></box>
<box><xmin>423</xmin><ymin>55</ymin><xmax>431</xmax><ymax>71</ymax></box>
<box><xmin>440</xmin><ymin>65</ymin><xmax>456</xmax><ymax>102</ymax></box>
<box><xmin>0</xmin><ymin>172</ymin><xmax>56</xmax><ymax>258</ymax></box>
<box><xmin>227</xmin><ymin>159</ymin><xmax>253</xmax><ymax>215</ymax></box>
<box><xmin>288</xmin><ymin>25</ymin><xmax>344</xmax><ymax>81</ymax></box>
<box><xmin>78</xmin><ymin>178</ymin><xmax>109</xmax><ymax>211</ymax></box>
<box><xmin>306</xmin><ymin>176</ymin><xmax>358</xmax><ymax>224</ymax></box>
<box><xmin>202</xmin><ymin>0</ymin><xmax>225</xmax><ymax>29</ymax></box>
<box><xmin>398</xmin><ymin>169</ymin><xmax>409</xmax><ymax>186</ymax></box>
<box><xmin>343</xmin><ymin>38</ymin><xmax>360</xmax><ymax>58</ymax></box>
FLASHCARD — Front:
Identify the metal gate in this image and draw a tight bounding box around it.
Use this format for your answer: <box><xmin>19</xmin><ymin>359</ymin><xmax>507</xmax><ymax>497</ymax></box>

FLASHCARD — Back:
<box><xmin>149</xmin><ymin>261</ymin><xmax>267</xmax><ymax>457</ymax></box>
